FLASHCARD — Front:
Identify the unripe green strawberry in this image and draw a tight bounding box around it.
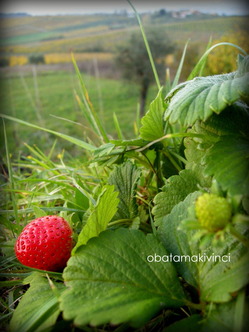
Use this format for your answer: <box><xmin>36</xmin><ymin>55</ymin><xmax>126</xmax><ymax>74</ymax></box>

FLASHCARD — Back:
<box><xmin>195</xmin><ymin>193</ymin><xmax>232</xmax><ymax>232</ymax></box>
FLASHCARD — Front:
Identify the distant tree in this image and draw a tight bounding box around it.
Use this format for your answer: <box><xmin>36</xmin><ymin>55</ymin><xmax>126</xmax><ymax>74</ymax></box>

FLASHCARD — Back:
<box><xmin>159</xmin><ymin>9</ymin><xmax>167</xmax><ymax>16</ymax></box>
<box><xmin>115</xmin><ymin>28</ymin><xmax>175</xmax><ymax>116</ymax></box>
<box><xmin>0</xmin><ymin>57</ymin><xmax>9</xmax><ymax>67</ymax></box>
<box><xmin>28</xmin><ymin>54</ymin><xmax>45</xmax><ymax>65</ymax></box>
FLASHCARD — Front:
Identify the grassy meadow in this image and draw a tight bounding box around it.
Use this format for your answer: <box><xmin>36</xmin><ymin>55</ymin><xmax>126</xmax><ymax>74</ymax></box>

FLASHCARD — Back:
<box><xmin>0</xmin><ymin>12</ymin><xmax>248</xmax><ymax>159</ymax></box>
<box><xmin>0</xmin><ymin>69</ymin><xmax>158</xmax><ymax>158</ymax></box>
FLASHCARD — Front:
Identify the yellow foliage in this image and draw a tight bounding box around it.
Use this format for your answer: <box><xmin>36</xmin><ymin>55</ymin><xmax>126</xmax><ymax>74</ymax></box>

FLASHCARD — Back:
<box><xmin>165</xmin><ymin>54</ymin><xmax>174</xmax><ymax>66</ymax></box>
<box><xmin>0</xmin><ymin>52</ymin><xmax>113</xmax><ymax>67</ymax></box>
<box><xmin>9</xmin><ymin>55</ymin><xmax>28</xmax><ymax>66</ymax></box>
<box><xmin>44</xmin><ymin>52</ymin><xmax>113</xmax><ymax>64</ymax></box>
<box><xmin>0</xmin><ymin>29</ymin><xmax>125</xmax><ymax>55</ymax></box>
<box><xmin>206</xmin><ymin>30</ymin><xmax>249</xmax><ymax>75</ymax></box>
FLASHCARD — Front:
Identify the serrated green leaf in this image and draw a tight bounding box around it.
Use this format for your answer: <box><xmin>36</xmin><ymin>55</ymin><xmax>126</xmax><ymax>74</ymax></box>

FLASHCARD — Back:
<box><xmin>199</xmin><ymin>228</ymin><xmax>249</xmax><ymax>303</ymax></box>
<box><xmin>61</xmin><ymin>228</ymin><xmax>186</xmax><ymax>328</ymax></box>
<box><xmin>204</xmin><ymin>135</ymin><xmax>249</xmax><ymax>196</ymax></box>
<box><xmin>72</xmin><ymin>185</ymin><xmax>119</xmax><ymax>254</ymax></box>
<box><xmin>140</xmin><ymin>89</ymin><xmax>166</xmax><ymax>141</ymax></box>
<box><xmin>152</xmin><ymin>170</ymin><xmax>200</xmax><ymax>226</ymax></box>
<box><xmin>108</xmin><ymin>161</ymin><xmax>141</xmax><ymax>220</ymax></box>
<box><xmin>183</xmin><ymin>116</ymin><xmax>220</xmax><ymax>189</ymax></box>
<box><xmin>157</xmin><ymin>191</ymin><xmax>201</xmax><ymax>288</ymax></box>
<box><xmin>165</xmin><ymin>69</ymin><xmax>249</xmax><ymax>126</ymax></box>
<box><xmin>9</xmin><ymin>272</ymin><xmax>65</xmax><ymax>332</ymax></box>
<box><xmin>158</xmin><ymin>192</ymin><xmax>249</xmax><ymax>302</ymax></box>
<box><xmin>235</xmin><ymin>54</ymin><xmax>249</xmax><ymax>78</ymax></box>
<box><xmin>184</xmin><ymin>105</ymin><xmax>249</xmax><ymax>192</ymax></box>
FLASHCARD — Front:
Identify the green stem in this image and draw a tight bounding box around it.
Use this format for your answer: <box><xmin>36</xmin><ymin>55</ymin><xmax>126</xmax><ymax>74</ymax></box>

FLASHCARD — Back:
<box><xmin>109</xmin><ymin>218</ymin><xmax>152</xmax><ymax>232</ymax></box>
<box><xmin>184</xmin><ymin>299</ymin><xmax>205</xmax><ymax>311</ymax></box>
<box><xmin>141</xmin><ymin>151</ymin><xmax>157</xmax><ymax>175</ymax></box>
<box><xmin>170</xmin><ymin>150</ymin><xmax>187</xmax><ymax>165</ymax></box>
<box><xmin>135</xmin><ymin>195</ymin><xmax>152</xmax><ymax>208</ymax></box>
<box><xmin>127</xmin><ymin>0</ymin><xmax>161</xmax><ymax>90</ymax></box>
<box><xmin>109</xmin><ymin>219</ymin><xmax>132</xmax><ymax>226</ymax></box>
<box><xmin>162</xmin><ymin>150</ymin><xmax>182</xmax><ymax>172</ymax></box>
<box><xmin>136</xmin><ymin>132</ymin><xmax>203</xmax><ymax>152</ymax></box>
<box><xmin>129</xmin><ymin>153</ymin><xmax>155</xmax><ymax>173</ymax></box>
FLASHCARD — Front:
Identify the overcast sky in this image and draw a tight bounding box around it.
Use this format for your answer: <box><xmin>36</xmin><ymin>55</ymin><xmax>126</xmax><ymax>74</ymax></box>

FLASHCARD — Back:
<box><xmin>1</xmin><ymin>0</ymin><xmax>249</xmax><ymax>16</ymax></box>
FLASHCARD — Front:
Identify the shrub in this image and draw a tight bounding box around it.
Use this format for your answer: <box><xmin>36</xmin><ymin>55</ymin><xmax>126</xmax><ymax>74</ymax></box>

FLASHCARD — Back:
<box><xmin>0</xmin><ymin>57</ymin><xmax>10</xmax><ymax>67</ymax></box>
<box><xmin>28</xmin><ymin>53</ymin><xmax>45</xmax><ymax>65</ymax></box>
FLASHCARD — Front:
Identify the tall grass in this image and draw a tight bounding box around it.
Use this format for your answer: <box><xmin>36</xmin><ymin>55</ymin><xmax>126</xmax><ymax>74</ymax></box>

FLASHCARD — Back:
<box><xmin>0</xmin><ymin>70</ymin><xmax>157</xmax><ymax>157</ymax></box>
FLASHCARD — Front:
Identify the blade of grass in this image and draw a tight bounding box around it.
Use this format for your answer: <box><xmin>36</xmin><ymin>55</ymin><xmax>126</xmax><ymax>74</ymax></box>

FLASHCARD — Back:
<box><xmin>188</xmin><ymin>42</ymin><xmax>247</xmax><ymax>80</ymax></box>
<box><xmin>198</xmin><ymin>36</ymin><xmax>213</xmax><ymax>77</ymax></box>
<box><xmin>171</xmin><ymin>39</ymin><xmax>190</xmax><ymax>89</ymax></box>
<box><xmin>133</xmin><ymin>103</ymin><xmax>140</xmax><ymax>136</ymax></box>
<box><xmin>0</xmin><ymin>280</ymin><xmax>24</xmax><ymax>287</ymax></box>
<box><xmin>2</xmin><ymin>119</ymin><xmax>19</xmax><ymax>235</ymax></box>
<box><xmin>74</xmin><ymin>92</ymin><xmax>99</xmax><ymax>133</ymax></box>
<box><xmin>14</xmin><ymin>297</ymin><xmax>59</xmax><ymax>332</ymax></box>
<box><xmin>47</xmin><ymin>139</ymin><xmax>58</xmax><ymax>161</ymax></box>
<box><xmin>93</xmin><ymin>57</ymin><xmax>104</xmax><ymax>121</ymax></box>
<box><xmin>0</xmin><ymin>114</ymin><xmax>96</xmax><ymax>152</ymax></box>
<box><xmin>1</xmin><ymin>206</ymin><xmax>86</xmax><ymax>215</ymax></box>
<box><xmin>49</xmin><ymin>113</ymin><xmax>85</xmax><ymax>128</ymax></box>
<box><xmin>15</xmin><ymin>178</ymin><xmax>84</xmax><ymax>191</ymax></box>
<box><xmin>24</xmin><ymin>144</ymin><xmax>58</xmax><ymax>171</ymax></box>
<box><xmin>165</xmin><ymin>68</ymin><xmax>171</xmax><ymax>93</ymax></box>
<box><xmin>113</xmin><ymin>113</ymin><xmax>124</xmax><ymax>140</ymax></box>
<box><xmin>136</xmin><ymin>103</ymin><xmax>140</xmax><ymax>129</ymax></box>
<box><xmin>71</xmin><ymin>54</ymin><xmax>109</xmax><ymax>143</ymax></box>
<box><xmin>127</xmin><ymin>0</ymin><xmax>161</xmax><ymax>91</ymax></box>
<box><xmin>66</xmin><ymin>97</ymin><xmax>103</xmax><ymax>142</ymax></box>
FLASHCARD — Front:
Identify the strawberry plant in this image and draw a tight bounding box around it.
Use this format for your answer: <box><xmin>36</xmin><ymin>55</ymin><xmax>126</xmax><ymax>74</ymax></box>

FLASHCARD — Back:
<box><xmin>1</xmin><ymin>7</ymin><xmax>249</xmax><ymax>332</ymax></box>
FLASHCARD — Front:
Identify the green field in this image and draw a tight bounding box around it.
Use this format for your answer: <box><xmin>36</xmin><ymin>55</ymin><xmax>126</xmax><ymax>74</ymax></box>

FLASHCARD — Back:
<box><xmin>1</xmin><ymin>14</ymin><xmax>247</xmax><ymax>53</ymax></box>
<box><xmin>0</xmin><ymin>69</ymin><xmax>157</xmax><ymax>158</ymax></box>
<box><xmin>0</xmin><ymin>12</ymin><xmax>248</xmax><ymax>159</ymax></box>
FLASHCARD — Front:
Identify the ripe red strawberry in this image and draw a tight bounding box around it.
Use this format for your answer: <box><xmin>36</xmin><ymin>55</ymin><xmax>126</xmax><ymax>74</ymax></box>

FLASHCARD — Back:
<box><xmin>15</xmin><ymin>215</ymin><xmax>73</xmax><ymax>272</ymax></box>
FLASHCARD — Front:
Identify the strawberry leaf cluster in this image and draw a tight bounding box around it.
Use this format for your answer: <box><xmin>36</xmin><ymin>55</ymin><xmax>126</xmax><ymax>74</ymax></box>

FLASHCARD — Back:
<box><xmin>3</xmin><ymin>55</ymin><xmax>249</xmax><ymax>332</ymax></box>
